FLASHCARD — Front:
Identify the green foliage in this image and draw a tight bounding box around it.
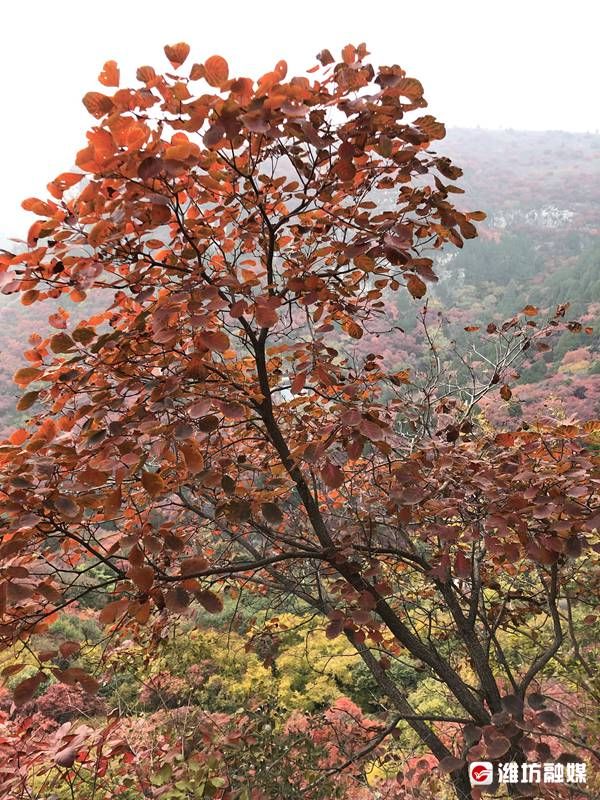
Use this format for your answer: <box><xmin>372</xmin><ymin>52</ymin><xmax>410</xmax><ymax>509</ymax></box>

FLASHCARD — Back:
<box><xmin>348</xmin><ymin>656</ymin><xmax>421</xmax><ymax>713</ymax></box>
<box><xmin>47</xmin><ymin>613</ymin><xmax>102</xmax><ymax>643</ymax></box>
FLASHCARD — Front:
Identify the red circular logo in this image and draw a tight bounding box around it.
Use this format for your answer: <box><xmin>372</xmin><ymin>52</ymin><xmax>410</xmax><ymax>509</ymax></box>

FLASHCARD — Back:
<box><xmin>469</xmin><ymin>762</ymin><xmax>493</xmax><ymax>786</ymax></box>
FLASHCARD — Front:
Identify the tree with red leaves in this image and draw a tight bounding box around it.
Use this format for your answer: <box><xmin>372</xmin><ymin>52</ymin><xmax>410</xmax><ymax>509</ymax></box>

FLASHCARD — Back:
<box><xmin>0</xmin><ymin>43</ymin><xmax>598</xmax><ymax>800</ymax></box>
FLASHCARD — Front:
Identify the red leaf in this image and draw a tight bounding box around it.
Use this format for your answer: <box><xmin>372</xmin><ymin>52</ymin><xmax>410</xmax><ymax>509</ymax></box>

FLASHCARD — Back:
<box><xmin>360</xmin><ymin>419</ymin><xmax>385</xmax><ymax>442</ymax></box>
<box><xmin>341</xmin><ymin>408</ymin><xmax>361</xmax><ymax>427</ymax></box>
<box><xmin>129</xmin><ymin>566</ymin><xmax>154</xmax><ymax>593</ymax></box>
<box><xmin>495</xmin><ymin>432</ymin><xmax>516</xmax><ymax>447</ymax></box>
<box><xmin>255</xmin><ymin>304</ymin><xmax>279</xmax><ymax>328</ymax></box>
<box><xmin>321</xmin><ymin>461</ymin><xmax>344</xmax><ymax>489</ymax></box>
<box><xmin>59</xmin><ymin>641</ymin><xmax>81</xmax><ymax>658</ymax></box>
<box><xmin>165</xmin><ymin>587</ymin><xmax>190</xmax><ymax>612</ymax></box>
<box><xmin>317</xmin><ymin>49</ymin><xmax>335</xmax><ymax>66</ymax></box>
<box><xmin>188</xmin><ymin>399</ymin><xmax>212</xmax><ymax>419</ymax></box>
<box><xmin>325</xmin><ymin>619</ymin><xmax>343</xmax><ymax>639</ymax></box>
<box><xmin>291</xmin><ymin>371</ymin><xmax>307</xmax><ymax>394</ymax></box>
<box><xmin>335</xmin><ymin>159</ymin><xmax>356</xmax><ymax>181</ymax></box>
<box><xmin>13</xmin><ymin>673</ymin><xmax>45</xmax><ymax>707</ymax></box>
<box><xmin>439</xmin><ymin>756</ymin><xmax>465</xmax><ymax>774</ymax></box>
<box><xmin>536</xmin><ymin>710</ymin><xmax>562</xmax><ymax>728</ymax></box>
<box><xmin>197</xmin><ymin>330</ymin><xmax>230</xmax><ymax>352</ymax></box>
<box><xmin>197</xmin><ymin>590</ymin><xmax>223</xmax><ymax>614</ymax></box>
<box><xmin>54</xmin><ymin>495</ymin><xmax>81</xmax><ymax>519</ymax></box>
<box><xmin>55</xmin><ymin>746</ymin><xmax>78</xmax><ymax>768</ymax></box>
<box><xmin>261</xmin><ymin>502</ymin><xmax>283</xmax><ymax>525</ymax></box>
<box><xmin>487</xmin><ymin>736</ymin><xmax>511</xmax><ymax>758</ymax></box>
<box><xmin>454</xmin><ymin>551</ymin><xmax>471</xmax><ymax>580</ymax></box>
<box><xmin>1</xmin><ymin>663</ymin><xmax>26</xmax><ymax>679</ymax></box>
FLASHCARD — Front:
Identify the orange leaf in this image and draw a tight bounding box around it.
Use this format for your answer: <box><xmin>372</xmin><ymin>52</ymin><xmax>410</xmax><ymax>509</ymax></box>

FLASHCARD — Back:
<box><xmin>335</xmin><ymin>159</ymin><xmax>356</xmax><ymax>182</ymax></box>
<box><xmin>495</xmin><ymin>432</ymin><xmax>516</xmax><ymax>447</ymax></box>
<box><xmin>134</xmin><ymin>600</ymin><xmax>151</xmax><ymax>624</ymax></box>
<box><xmin>165</xmin><ymin>142</ymin><xmax>201</xmax><ymax>161</ymax></box>
<box><xmin>164</xmin><ymin>42</ymin><xmax>190</xmax><ymax>69</ymax></box>
<box><xmin>21</xmin><ymin>290</ymin><xmax>39</xmax><ymax>306</ymax></box>
<box><xmin>82</xmin><ymin>92</ymin><xmax>114</xmax><ymax>119</ymax></box>
<box><xmin>180</xmin><ymin>556</ymin><xmax>209</xmax><ymax>576</ymax></box>
<box><xmin>197</xmin><ymin>330</ymin><xmax>230</xmax><ymax>352</ymax></box>
<box><xmin>21</xmin><ymin>197</ymin><xmax>52</xmax><ymax>215</ymax></box>
<box><xmin>141</xmin><ymin>470</ymin><xmax>165</xmax><ymax>497</ymax></box>
<box><xmin>204</xmin><ymin>55</ymin><xmax>229</xmax><ymax>87</ymax></box>
<box><xmin>522</xmin><ymin>305</ymin><xmax>539</xmax><ymax>316</ymax></box>
<box><xmin>70</xmin><ymin>289</ymin><xmax>87</xmax><ymax>303</ymax></box>
<box><xmin>136</xmin><ymin>65</ymin><xmax>156</xmax><ymax>83</ymax></box>
<box><xmin>98</xmin><ymin>60</ymin><xmax>120</xmax><ymax>87</ymax></box>
<box><xmin>189</xmin><ymin>63</ymin><xmax>205</xmax><ymax>81</ymax></box>
<box><xmin>99</xmin><ymin>597</ymin><xmax>129</xmax><ymax>625</ymax></box>
<box><xmin>125</xmin><ymin>123</ymin><xmax>148</xmax><ymax>151</ymax></box>
<box><xmin>180</xmin><ymin>442</ymin><xmax>204</xmax><ymax>474</ymax></box>
<box><xmin>343</xmin><ymin>318</ymin><xmax>363</xmax><ymax>339</ymax></box>
<box><xmin>129</xmin><ymin>566</ymin><xmax>154</xmax><ymax>593</ymax></box>
<box><xmin>103</xmin><ymin>487</ymin><xmax>122</xmax><ymax>517</ymax></box>
<box><xmin>354</xmin><ymin>254</ymin><xmax>375</xmax><ymax>271</ymax></box>
<box><xmin>13</xmin><ymin>367</ymin><xmax>43</xmax><ymax>387</ymax></box>
<box><xmin>407</xmin><ymin>274</ymin><xmax>426</xmax><ymax>299</ymax></box>
<box><xmin>9</xmin><ymin>429</ymin><xmax>28</xmax><ymax>446</ymax></box>
<box><xmin>341</xmin><ymin>44</ymin><xmax>356</xmax><ymax>65</ymax></box>
<box><xmin>16</xmin><ymin>391</ymin><xmax>39</xmax><ymax>412</ymax></box>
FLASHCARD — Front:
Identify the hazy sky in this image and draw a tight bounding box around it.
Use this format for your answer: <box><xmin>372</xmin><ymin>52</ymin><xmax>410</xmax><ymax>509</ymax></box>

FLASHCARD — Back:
<box><xmin>1</xmin><ymin>0</ymin><xmax>598</xmax><ymax>238</ymax></box>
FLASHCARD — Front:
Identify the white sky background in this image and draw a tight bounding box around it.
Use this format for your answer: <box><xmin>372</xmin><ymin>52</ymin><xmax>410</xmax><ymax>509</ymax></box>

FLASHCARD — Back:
<box><xmin>1</xmin><ymin>0</ymin><xmax>598</xmax><ymax>239</ymax></box>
